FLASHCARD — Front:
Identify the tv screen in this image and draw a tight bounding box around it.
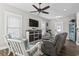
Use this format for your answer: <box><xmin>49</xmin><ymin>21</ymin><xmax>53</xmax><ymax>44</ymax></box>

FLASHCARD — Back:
<box><xmin>29</xmin><ymin>19</ymin><xmax>39</xmax><ymax>27</ymax></box>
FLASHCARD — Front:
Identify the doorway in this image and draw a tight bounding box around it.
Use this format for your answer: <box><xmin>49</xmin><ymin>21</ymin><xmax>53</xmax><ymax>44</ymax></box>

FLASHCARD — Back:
<box><xmin>69</xmin><ymin>19</ymin><xmax>76</xmax><ymax>42</ymax></box>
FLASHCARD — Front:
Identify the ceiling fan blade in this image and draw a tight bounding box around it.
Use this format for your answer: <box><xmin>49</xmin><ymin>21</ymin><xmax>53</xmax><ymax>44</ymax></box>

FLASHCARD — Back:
<box><xmin>30</xmin><ymin>11</ymin><xmax>38</xmax><ymax>13</ymax></box>
<box><xmin>32</xmin><ymin>5</ymin><xmax>38</xmax><ymax>10</ymax></box>
<box><xmin>42</xmin><ymin>11</ymin><xmax>49</xmax><ymax>14</ymax></box>
<box><xmin>42</xmin><ymin>6</ymin><xmax>50</xmax><ymax>10</ymax></box>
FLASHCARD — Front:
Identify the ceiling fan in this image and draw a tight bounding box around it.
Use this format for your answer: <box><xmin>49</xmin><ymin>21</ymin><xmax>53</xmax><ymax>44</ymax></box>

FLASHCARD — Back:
<box><xmin>30</xmin><ymin>3</ymin><xmax>50</xmax><ymax>14</ymax></box>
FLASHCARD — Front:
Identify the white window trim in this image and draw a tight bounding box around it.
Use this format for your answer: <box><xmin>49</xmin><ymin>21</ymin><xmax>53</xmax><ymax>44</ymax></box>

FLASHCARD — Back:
<box><xmin>4</xmin><ymin>11</ymin><xmax>22</xmax><ymax>38</ymax></box>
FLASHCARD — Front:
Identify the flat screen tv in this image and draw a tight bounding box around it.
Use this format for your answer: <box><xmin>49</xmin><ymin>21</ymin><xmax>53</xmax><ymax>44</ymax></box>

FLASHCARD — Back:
<box><xmin>29</xmin><ymin>19</ymin><xmax>39</xmax><ymax>27</ymax></box>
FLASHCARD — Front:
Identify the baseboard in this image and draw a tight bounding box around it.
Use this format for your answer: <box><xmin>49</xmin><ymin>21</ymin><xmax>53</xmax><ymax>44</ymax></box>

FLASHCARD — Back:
<box><xmin>76</xmin><ymin>42</ymin><xmax>79</xmax><ymax>45</ymax></box>
<box><xmin>0</xmin><ymin>47</ymin><xmax>8</xmax><ymax>50</ymax></box>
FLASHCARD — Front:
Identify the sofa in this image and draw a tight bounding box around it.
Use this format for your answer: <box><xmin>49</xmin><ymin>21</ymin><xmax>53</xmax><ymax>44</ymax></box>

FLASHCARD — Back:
<box><xmin>41</xmin><ymin>32</ymin><xmax>67</xmax><ymax>56</ymax></box>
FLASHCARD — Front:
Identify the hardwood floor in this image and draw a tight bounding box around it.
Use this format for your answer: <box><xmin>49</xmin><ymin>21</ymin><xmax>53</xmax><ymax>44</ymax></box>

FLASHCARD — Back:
<box><xmin>60</xmin><ymin>40</ymin><xmax>79</xmax><ymax>56</ymax></box>
<box><xmin>0</xmin><ymin>40</ymin><xmax>79</xmax><ymax>56</ymax></box>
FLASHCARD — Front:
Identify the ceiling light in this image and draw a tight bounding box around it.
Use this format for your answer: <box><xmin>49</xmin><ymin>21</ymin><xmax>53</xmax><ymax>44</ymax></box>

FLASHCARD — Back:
<box><xmin>55</xmin><ymin>16</ymin><xmax>63</xmax><ymax>18</ymax></box>
<box><xmin>57</xmin><ymin>16</ymin><xmax>61</xmax><ymax>18</ymax></box>
<box><xmin>64</xmin><ymin>9</ymin><xmax>67</xmax><ymax>11</ymax></box>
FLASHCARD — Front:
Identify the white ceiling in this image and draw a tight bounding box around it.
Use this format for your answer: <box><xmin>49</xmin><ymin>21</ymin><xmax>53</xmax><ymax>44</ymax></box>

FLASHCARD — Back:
<box><xmin>7</xmin><ymin>3</ymin><xmax>79</xmax><ymax>20</ymax></box>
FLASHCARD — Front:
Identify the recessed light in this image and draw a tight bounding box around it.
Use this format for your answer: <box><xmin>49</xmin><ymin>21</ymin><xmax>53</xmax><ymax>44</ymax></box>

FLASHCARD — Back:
<box><xmin>58</xmin><ymin>16</ymin><xmax>61</xmax><ymax>18</ymax></box>
<box><xmin>64</xmin><ymin>9</ymin><xmax>67</xmax><ymax>11</ymax></box>
<box><xmin>55</xmin><ymin>16</ymin><xmax>62</xmax><ymax>18</ymax></box>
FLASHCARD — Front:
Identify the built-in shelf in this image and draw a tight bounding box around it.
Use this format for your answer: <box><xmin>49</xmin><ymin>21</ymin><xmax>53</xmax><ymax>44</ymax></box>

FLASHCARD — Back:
<box><xmin>26</xmin><ymin>30</ymin><xmax>42</xmax><ymax>42</ymax></box>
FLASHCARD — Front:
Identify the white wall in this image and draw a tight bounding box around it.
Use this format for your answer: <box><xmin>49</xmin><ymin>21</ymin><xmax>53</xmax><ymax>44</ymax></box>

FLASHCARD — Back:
<box><xmin>0</xmin><ymin>5</ymin><xmax>9</xmax><ymax>50</ymax></box>
<box><xmin>0</xmin><ymin>4</ymin><xmax>48</xmax><ymax>50</ymax></box>
<box><xmin>76</xmin><ymin>12</ymin><xmax>79</xmax><ymax>45</ymax></box>
<box><xmin>48</xmin><ymin>14</ymin><xmax>76</xmax><ymax>39</ymax></box>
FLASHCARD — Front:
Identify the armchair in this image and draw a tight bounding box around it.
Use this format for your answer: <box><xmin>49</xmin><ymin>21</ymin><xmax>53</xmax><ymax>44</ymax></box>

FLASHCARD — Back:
<box><xmin>41</xmin><ymin>32</ymin><xmax>67</xmax><ymax>56</ymax></box>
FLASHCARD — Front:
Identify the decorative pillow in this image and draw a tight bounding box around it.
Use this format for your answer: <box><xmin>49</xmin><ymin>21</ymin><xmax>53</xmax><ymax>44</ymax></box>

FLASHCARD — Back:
<box><xmin>5</xmin><ymin>34</ymin><xmax>12</xmax><ymax>39</ymax></box>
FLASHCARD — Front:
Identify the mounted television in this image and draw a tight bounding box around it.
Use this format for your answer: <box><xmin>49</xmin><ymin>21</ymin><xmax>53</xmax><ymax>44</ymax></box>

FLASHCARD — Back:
<box><xmin>29</xmin><ymin>19</ymin><xmax>39</xmax><ymax>27</ymax></box>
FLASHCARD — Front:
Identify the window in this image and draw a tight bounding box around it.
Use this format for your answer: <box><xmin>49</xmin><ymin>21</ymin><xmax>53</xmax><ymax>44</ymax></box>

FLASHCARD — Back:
<box><xmin>6</xmin><ymin>12</ymin><xmax>22</xmax><ymax>39</ymax></box>
<box><xmin>55</xmin><ymin>22</ymin><xmax>63</xmax><ymax>34</ymax></box>
<box><xmin>41</xmin><ymin>21</ymin><xmax>46</xmax><ymax>36</ymax></box>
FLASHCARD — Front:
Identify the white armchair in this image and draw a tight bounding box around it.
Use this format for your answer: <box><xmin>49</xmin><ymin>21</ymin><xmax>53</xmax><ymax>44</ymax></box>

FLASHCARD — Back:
<box><xmin>7</xmin><ymin>39</ymin><xmax>43</xmax><ymax>56</ymax></box>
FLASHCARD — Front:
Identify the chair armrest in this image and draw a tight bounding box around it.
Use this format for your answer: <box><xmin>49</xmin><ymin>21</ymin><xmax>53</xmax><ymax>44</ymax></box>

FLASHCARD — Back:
<box><xmin>25</xmin><ymin>42</ymin><xmax>41</xmax><ymax>56</ymax></box>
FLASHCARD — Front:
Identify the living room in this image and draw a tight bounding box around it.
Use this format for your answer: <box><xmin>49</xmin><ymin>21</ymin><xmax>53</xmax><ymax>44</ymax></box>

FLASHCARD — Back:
<box><xmin>0</xmin><ymin>3</ymin><xmax>79</xmax><ymax>56</ymax></box>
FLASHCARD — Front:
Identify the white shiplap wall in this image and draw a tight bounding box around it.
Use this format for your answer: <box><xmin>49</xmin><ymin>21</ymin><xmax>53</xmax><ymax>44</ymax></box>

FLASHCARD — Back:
<box><xmin>0</xmin><ymin>4</ymin><xmax>48</xmax><ymax>50</ymax></box>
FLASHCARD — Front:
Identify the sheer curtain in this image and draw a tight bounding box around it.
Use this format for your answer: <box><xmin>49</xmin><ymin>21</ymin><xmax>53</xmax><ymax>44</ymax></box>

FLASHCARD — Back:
<box><xmin>7</xmin><ymin>13</ymin><xmax>22</xmax><ymax>39</ymax></box>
